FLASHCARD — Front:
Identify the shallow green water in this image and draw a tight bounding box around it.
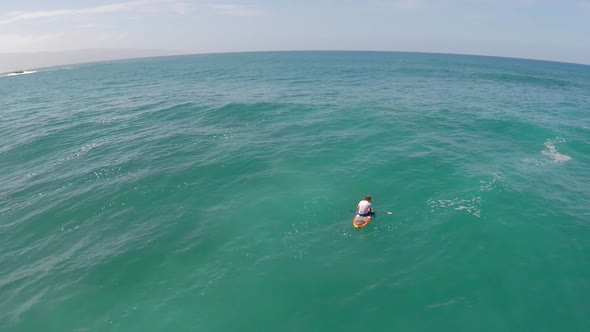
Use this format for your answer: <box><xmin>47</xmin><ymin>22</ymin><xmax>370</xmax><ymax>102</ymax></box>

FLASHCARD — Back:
<box><xmin>1</xmin><ymin>52</ymin><xmax>590</xmax><ymax>331</ymax></box>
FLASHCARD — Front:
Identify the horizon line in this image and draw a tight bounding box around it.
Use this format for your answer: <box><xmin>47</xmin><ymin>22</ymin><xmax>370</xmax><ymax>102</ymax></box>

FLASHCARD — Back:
<box><xmin>172</xmin><ymin>49</ymin><xmax>590</xmax><ymax>67</ymax></box>
<box><xmin>2</xmin><ymin>49</ymin><xmax>589</xmax><ymax>73</ymax></box>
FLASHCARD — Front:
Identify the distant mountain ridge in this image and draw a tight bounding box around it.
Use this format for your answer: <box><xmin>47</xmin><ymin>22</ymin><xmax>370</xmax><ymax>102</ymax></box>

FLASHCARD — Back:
<box><xmin>0</xmin><ymin>48</ymin><xmax>182</xmax><ymax>73</ymax></box>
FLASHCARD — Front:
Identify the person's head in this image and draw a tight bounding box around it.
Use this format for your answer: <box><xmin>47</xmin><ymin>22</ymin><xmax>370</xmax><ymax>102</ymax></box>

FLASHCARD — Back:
<box><xmin>365</xmin><ymin>195</ymin><xmax>371</xmax><ymax>202</ymax></box>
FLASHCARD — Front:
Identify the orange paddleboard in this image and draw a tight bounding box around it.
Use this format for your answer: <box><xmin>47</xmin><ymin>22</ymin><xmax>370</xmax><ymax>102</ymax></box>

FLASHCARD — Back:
<box><xmin>352</xmin><ymin>214</ymin><xmax>372</xmax><ymax>228</ymax></box>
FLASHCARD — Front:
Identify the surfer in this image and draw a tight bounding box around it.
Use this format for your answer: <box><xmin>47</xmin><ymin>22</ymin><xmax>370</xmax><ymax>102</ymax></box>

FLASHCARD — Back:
<box><xmin>356</xmin><ymin>195</ymin><xmax>374</xmax><ymax>217</ymax></box>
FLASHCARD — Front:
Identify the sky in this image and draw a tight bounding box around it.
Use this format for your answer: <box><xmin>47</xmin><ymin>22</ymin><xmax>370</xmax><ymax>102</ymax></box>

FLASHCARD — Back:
<box><xmin>0</xmin><ymin>0</ymin><xmax>590</xmax><ymax>64</ymax></box>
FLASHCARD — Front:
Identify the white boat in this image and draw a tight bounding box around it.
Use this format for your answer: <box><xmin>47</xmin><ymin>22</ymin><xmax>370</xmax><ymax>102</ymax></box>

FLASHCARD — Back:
<box><xmin>6</xmin><ymin>70</ymin><xmax>37</xmax><ymax>76</ymax></box>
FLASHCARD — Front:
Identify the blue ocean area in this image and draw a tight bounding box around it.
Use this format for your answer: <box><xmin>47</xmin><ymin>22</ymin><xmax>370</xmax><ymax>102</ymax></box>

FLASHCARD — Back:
<box><xmin>1</xmin><ymin>52</ymin><xmax>589</xmax><ymax>331</ymax></box>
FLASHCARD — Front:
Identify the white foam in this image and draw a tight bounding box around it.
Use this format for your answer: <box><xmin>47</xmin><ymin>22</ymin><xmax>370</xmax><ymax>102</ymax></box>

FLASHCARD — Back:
<box><xmin>428</xmin><ymin>196</ymin><xmax>481</xmax><ymax>218</ymax></box>
<box><xmin>520</xmin><ymin>157</ymin><xmax>544</xmax><ymax>166</ymax></box>
<box><xmin>479</xmin><ymin>172</ymin><xmax>505</xmax><ymax>192</ymax></box>
<box><xmin>541</xmin><ymin>138</ymin><xmax>571</xmax><ymax>164</ymax></box>
<box><xmin>4</xmin><ymin>70</ymin><xmax>37</xmax><ymax>77</ymax></box>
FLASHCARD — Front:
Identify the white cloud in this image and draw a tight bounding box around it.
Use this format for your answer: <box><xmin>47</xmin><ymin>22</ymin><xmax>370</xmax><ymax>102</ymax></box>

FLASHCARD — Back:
<box><xmin>207</xmin><ymin>3</ymin><xmax>262</xmax><ymax>16</ymax></box>
<box><xmin>0</xmin><ymin>0</ymin><xmax>181</xmax><ymax>25</ymax></box>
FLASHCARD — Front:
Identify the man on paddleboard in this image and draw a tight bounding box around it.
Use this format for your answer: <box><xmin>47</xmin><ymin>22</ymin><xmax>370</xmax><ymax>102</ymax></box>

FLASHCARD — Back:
<box><xmin>356</xmin><ymin>195</ymin><xmax>374</xmax><ymax>217</ymax></box>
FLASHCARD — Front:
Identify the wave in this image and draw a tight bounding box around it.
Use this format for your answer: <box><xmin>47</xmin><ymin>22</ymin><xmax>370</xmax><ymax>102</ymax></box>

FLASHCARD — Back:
<box><xmin>542</xmin><ymin>138</ymin><xmax>571</xmax><ymax>164</ymax></box>
<box><xmin>476</xmin><ymin>72</ymin><xmax>574</xmax><ymax>88</ymax></box>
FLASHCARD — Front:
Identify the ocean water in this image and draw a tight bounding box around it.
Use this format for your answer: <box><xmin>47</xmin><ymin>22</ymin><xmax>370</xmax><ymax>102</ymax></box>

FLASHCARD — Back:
<box><xmin>1</xmin><ymin>51</ymin><xmax>589</xmax><ymax>331</ymax></box>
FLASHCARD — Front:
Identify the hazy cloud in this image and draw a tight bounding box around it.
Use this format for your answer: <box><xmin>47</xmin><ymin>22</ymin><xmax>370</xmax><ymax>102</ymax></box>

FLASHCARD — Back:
<box><xmin>0</xmin><ymin>0</ymin><xmax>181</xmax><ymax>25</ymax></box>
<box><xmin>207</xmin><ymin>4</ymin><xmax>263</xmax><ymax>16</ymax></box>
<box><xmin>171</xmin><ymin>2</ymin><xmax>191</xmax><ymax>15</ymax></box>
<box><xmin>0</xmin><ymin>30</ymin><xmax>128</xmax><ymax>52</ymax></box>
<box><xmin>392</xmin><ymin>0</ymin><xmax>590</xmax><ymax>8</ymax></box>
<box><xmin>394</xmin><ymin>0</ymin><xmax>424</xmax><ymax>9</ymax></box>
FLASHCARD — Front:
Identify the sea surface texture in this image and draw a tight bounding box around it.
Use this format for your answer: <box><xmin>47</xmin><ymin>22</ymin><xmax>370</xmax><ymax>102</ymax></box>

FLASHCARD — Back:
<box><xmin>1</xmin><ymin>52</ymin><xmax>589</xmax><ymax>331</ymax></box>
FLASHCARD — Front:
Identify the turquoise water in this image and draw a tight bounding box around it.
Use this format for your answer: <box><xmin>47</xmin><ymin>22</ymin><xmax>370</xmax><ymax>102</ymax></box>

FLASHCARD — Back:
<box><xmin>1</xmin><ymin>52</ymin><xmax>590</xmax><ymax>331</ymax></box>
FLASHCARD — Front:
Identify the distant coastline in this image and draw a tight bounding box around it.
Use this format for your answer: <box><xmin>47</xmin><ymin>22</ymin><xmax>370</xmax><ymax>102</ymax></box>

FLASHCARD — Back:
<box><xmin>0</xmin><ymin>48</ymin><xmax>182</xmax><ymax>74</ymax></box>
